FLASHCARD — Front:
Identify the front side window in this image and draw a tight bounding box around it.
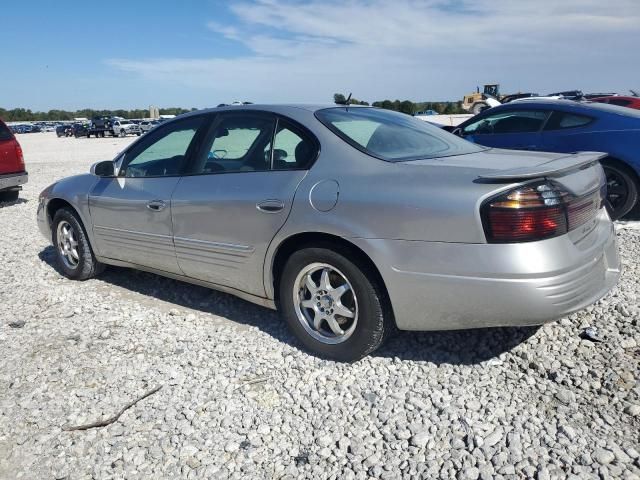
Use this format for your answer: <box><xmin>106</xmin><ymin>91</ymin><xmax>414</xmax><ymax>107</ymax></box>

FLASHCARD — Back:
<box><xmin>316</xmin><ymin>107</ymin><xmax>483</xmax><ymax>162</ymax></box>
<box><xmin>543</xmin><ymin>112</ymin><xmax>593</xmax><ymax>131</ymax></box>
<box><xmin>121</xmin><ymin>116</ymin><xmax>204</xmax><ymax>177</ymax></box>
<box><xmin>463</xmin><ymin>110</ymin><xmax>548</xmax><ymax>135</ymax></box>
<box><xmin>192</xmin><ymin>114</ymin><xmax>275</xmax><ymax>174</ymax></box>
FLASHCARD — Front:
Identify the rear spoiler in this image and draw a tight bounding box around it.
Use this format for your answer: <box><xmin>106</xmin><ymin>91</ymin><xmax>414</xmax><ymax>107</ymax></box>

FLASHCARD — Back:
<box><xmin>477</xmin><ymin>151</ymin><xmax>606</xmax><ymax>181</ymax></box>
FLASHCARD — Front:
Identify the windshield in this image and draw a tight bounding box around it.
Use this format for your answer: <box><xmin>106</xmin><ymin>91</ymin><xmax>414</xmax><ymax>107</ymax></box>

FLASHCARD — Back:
<box><xmin>315</xmin><ymin>107</ymin><xmax>484</xmax><ymax>162</ymax></box>
<box><xmin>120</xmin><ymin>120</ymin><xmax>131</xmax><ymax>125</ymax></box>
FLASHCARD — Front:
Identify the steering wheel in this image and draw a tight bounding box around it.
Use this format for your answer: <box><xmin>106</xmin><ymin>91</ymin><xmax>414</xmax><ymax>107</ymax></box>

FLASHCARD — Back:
<box><xmin>209</xmin><ymin>149</ymin><xmax>227</xmax><ymax>160</ymax></box>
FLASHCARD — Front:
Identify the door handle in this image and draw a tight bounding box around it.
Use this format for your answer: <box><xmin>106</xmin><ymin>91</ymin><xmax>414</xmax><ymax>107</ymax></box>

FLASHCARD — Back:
<box><xmin>256</xmin><ymin>199</ymin><xmax>285</xmax><ymax>213</ymax></box>
<box><xmin>146</xmin><ymin>200</ymin><xmax>167</xmax><ymax>211</ymax></box>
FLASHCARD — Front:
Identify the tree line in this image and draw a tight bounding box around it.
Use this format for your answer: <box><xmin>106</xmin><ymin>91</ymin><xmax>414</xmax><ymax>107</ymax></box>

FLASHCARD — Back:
<box><xmin>0</xmin><ymin>107</ymin><xmax>196</xmax><ymax>122</ymax></box>
<box><xmin>333</xmin><ymin>93</ymin><xmax>464</xmax><ymax>115</ymax></box>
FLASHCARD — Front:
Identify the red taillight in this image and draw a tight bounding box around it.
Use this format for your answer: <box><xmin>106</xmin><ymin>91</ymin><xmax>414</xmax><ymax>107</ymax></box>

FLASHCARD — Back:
<box><xmin>482</xmin><ymin>181</ymin><xmax>601</xmax><ymax>243</ymax></box>
<box><xmin>14</xmin><ymin>142</ymin><xmax>25</xmax><ymax>169</ymax></box>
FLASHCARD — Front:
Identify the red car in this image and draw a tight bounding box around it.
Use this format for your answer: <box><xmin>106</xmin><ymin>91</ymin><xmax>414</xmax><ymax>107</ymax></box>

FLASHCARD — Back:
<box><xmin>590</xmin><ymin>96</ymin><xmax>640</xmax><ymax>110</ymax></box>
<box><xmin>0</xmin><ymin>119</ymin><xmax>28</xmax><ymax>202</ymax></box>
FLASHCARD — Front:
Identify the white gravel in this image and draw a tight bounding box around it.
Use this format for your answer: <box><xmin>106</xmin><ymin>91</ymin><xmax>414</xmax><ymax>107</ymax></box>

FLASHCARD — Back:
<box><xmin>1</xmin><ymin>132</ymin><xmax>639</xmax><ymax>479</ymax></box>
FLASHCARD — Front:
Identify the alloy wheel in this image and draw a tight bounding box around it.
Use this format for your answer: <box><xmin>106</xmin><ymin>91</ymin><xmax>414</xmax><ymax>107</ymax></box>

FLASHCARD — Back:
<box><xmin>56</xmin><ymin>220</ymin><xmax>80</xmax><ymax>269</ymax></box>
<box><xmin>293</xmin><ymin>263</ymin><xmax>358</xmax><ymax>344</ymax></box>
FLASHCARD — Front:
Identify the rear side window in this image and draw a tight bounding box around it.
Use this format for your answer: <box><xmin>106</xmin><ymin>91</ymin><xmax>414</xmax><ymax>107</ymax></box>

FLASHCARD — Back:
<box><xmin>544</xmin><ymin>112</ymin><xmax>593</xmax><ymax>131</ymax></box>
<box><xmin>463</xmin><ymin>110</ymin><xmax>548</xmax><ymax>135</ymax></box>
<box><xmin>271</xmin><ymin>119</ymin><xmax>317</xmax><ymax>170</ymax></box>
<box><xmin>193</xmin><ymin>114</ymin><xmax>276</xmax><ymax>174</ymax></box>
<box><xmin>0</xmin><ymin>122</ymin><xmax>13</xmax><ymax>141</ymax></box>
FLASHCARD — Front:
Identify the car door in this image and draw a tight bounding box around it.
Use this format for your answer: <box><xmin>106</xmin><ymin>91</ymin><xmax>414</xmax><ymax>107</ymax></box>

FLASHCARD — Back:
<box><xmin>88</xmin><ymin>115</ymin><xmax>206</xmax><ymax>274</ymax></box>
<box><xmin>171</xmin><ymin>111</ymin><xmax>318</xmax><ymax>296</ymax></box>
<box><xmin>460</xmin><ymin>109</ymin><xmax>549</xmax><ymax>150</ymax></box>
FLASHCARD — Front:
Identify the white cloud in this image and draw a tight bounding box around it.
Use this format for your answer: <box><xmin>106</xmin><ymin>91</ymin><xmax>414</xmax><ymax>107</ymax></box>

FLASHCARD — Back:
<box><xmin>107</xmin><ymin>0</ymin><xmax>640</xmax><ymax>104</ymax></box>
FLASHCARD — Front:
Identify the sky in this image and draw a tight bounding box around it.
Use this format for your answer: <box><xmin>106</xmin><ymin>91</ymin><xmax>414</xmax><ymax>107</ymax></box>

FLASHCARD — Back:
<box><xmin>2</xmin><ymin>0</ymin><xmax>639</xmax><ymax>111</ymax></box>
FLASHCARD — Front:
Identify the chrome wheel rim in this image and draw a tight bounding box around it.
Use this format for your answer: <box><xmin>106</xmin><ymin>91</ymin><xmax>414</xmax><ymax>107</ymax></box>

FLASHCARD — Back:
<box><xmin>56</xmin><ymin>220</ymin><xmax>80</xmax><ymax>269</ymax></box>
<box><xmin>293</xmin><ymin>263</ymin><xmax>358</xmax><ymax>345</ymax></box>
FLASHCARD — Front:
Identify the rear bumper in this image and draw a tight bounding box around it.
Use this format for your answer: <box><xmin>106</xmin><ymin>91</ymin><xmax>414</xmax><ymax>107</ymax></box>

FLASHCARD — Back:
<box><xmin>354</xmin><ymin>210</ymin><xmax>620</xmax><ymax>331</ymax></box>
<box><xmin>0</xmin><ymin>172</ymin><xmax>28</xmax><ymax>191</ymax></box>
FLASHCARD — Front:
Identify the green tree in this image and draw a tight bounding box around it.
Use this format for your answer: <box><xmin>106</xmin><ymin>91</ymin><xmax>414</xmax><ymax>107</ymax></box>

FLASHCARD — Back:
<box><xmin>399</xmin><ymin>100</ymin><xmax>415</xmax><ymax>115</ymax></box>
<box><xmin>333</xmin><ymin>93</ymin><xmax>347</xmax><ymax>104</ymax></box>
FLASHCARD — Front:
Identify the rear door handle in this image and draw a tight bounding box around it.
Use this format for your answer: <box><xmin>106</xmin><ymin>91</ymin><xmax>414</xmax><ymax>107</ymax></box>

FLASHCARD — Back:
<box><xmin>256</xmin><ymin>199</ymin><xmax>285</xmax><ymax>213</ymax></box>
<box><xmin>146</xmin><ymin>200</ymin><xmax>167</xmax><ymax>211</ymax></box>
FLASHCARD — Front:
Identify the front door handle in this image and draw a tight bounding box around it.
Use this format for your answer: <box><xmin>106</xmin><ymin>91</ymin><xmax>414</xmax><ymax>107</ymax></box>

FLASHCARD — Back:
<box><xmin>146</xmin><ymin>200</ymin><xmax>167</xmax><ymax>212</ymax></box>
<box><xmin>256</xmin><ymin>199</ymin><xmax>285</xmax><ymax>213</ymax></box>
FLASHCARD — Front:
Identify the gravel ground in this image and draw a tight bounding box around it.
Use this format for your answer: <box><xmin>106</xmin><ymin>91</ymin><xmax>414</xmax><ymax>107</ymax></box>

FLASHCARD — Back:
<box><xmin>1</xmin><ymin>132</ymin><xmax>639</xmax><ymax>480</ymax></box>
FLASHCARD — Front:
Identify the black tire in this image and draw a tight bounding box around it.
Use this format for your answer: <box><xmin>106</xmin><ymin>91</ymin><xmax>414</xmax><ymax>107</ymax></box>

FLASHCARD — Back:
<box><xmin>602</xmin><ymin>162</ymin><xmax>638</xmax><ymax>220</ymax></box>
<box><xmin>0</xmin><ymin>190</ymin><xmax>19</xmax><ymax>203</ymax></box>
<box><xmin>52</xmin><ymin>207</ymin><xmax>105</xmax><ymax>280</ymax></box>
<box><xmin>279</xmin><ymin>246</ymin><xmax>391</xmax><ymax>362</ymax></box>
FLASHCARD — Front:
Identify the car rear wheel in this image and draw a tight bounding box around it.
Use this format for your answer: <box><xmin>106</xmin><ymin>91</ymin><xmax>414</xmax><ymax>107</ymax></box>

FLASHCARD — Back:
<box><xmin>52</xmin><ymin>208</ymin><xmax>105</xmax><ymax>280</ymax></box>
<box><xmin>279</xmin><ymin>247</ymin><xmax>390</xmax><ymax>362</ymax></box>
<box><xmin>602</xmin><ymin>163</ymin><xmax>638</xmax><ymax>220</ymax></box>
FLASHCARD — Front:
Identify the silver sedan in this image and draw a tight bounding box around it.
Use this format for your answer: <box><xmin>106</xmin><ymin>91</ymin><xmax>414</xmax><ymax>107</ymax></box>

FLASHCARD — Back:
<box><xmin>37</xmin><ymin>105</ymin><xmax>620</xmax><ymax>361</ymax></box>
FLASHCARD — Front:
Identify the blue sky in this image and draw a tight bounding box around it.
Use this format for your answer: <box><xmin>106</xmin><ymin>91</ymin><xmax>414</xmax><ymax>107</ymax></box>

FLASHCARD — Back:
<box><xmin>2</xmin><ymin>0</ymin><xmax>639</xmax><ymax>110</ymax></box>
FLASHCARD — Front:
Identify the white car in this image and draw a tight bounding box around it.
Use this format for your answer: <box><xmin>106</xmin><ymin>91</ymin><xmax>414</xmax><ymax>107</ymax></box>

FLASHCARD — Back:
<box><xmin>140</xmin><ymin>120</ymin><xmax>161</xmax><ymax>133</ymax></box>
<box><xmin>112</xmin><ymin>120</ymin><xmax>141</xmax><ymax>137</ymax></box>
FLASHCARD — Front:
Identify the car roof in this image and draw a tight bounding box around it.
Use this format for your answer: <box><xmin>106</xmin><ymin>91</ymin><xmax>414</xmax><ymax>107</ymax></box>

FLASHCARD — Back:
<box><xmin>181</xmin><ymin>104</ymin><xmax>365</xmax><ymax>118</ymax></box>
<box><xmin>494</xmin><ymin>99</ymin><xmax>640</xmax><ymax>118</ymax></box>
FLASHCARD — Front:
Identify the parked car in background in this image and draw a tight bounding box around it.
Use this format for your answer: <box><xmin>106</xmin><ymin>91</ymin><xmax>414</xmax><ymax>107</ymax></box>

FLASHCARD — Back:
<box><xmin>140</xmin><ymin>120</ymin><xmax>161</xmax><ymax>133</ymax></box>
<box><xmin>71</xmin><ymin>123</ymin><xmax>89</xmax><ymax>138</ymax></box>
<box><xmin>590</xmin><ymin>96</ymin><xmax>640</xmax><ymax>110</ymax></box>
<box><xmin>37</xmin><ymin>105</ymin><xmax>619</xmax><ymax>360</ymax></box>
<box><xmin>455</xmin><ymin>100</ymin><xmax>640</xmax><ymax>219</ymax></box>
<box><xmin>0</xmin><ymin>119</ymin><xmax>28</xmax><ymax>202</ymax></box>
<box><xmin>56</xmin><ymin>125</ymin><xmax>72</xmax><ymax>137</ymax></box>
<box><xmin>112</xmin><ymin>120</ymin><xmax>141</xmax><ymax>137</ymax></box>
<box><xmin>414</xmin><ymin>110</ymin><xmax>439</xmax><ymax>116</ymax></box>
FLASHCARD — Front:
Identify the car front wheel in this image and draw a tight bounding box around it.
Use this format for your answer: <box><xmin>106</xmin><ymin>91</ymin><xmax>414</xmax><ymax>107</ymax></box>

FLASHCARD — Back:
<box><xmin>52</xmin><ymin>208</ymin><xmax>105</xmax><ymax>280</ymax></box>
<box><xmin>279</xmin><ymin>247</ymin><xmax>391</xmax><ymax>362</ymax></box>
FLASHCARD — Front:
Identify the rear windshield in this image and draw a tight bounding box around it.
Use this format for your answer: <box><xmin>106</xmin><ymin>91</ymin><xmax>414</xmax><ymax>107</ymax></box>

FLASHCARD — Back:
<box><xmin>0</xmin><ymin>121</ymin><xmax>13</xmax><ymax>141</ymax></box>
<box><xmin>315</xmin><ymin>107</ymin><xmax>484</xmax><ymax>162</ymax></box>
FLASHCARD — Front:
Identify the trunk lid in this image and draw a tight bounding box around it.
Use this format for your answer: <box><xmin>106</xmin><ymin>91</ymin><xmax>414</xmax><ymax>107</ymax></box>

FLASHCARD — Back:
<box><xmin>406</xmin><ymin>148</ymin><xmax>606</xmax><ymax>197</ymax></box>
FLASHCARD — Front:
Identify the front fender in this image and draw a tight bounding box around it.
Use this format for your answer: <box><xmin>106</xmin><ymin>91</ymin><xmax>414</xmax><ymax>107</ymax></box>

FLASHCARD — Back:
<box><xmin>39</xmin><ymin>174</ymin><xmax>100</xmax><ymax>252</ymax></box>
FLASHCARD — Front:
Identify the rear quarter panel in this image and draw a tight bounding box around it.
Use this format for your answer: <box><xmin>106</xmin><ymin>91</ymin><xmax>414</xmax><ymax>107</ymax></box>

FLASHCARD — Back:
<box><xmin>542</xmin><ymin>123</ymin><xmax>640</xmax><ymax>176</ymax></box>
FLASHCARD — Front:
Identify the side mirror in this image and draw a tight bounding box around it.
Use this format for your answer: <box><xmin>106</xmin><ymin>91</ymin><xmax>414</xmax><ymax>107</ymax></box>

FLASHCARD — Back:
<box><xmin>91</xmin><ymin>160</ymin><xmax>115</xmax><ymax>177</ymax></box>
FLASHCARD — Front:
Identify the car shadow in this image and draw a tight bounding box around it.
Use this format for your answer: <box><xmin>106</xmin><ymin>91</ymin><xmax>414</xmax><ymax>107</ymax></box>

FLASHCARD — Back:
<box><xmin>38</xmin><ymin>246</ymin><xmax>540</xmax><ymax>365</ymax></box>
<box><xmin>0</xmin><ymin>198</ymin><xmax>28</xmax><ymax>208</ymax></box>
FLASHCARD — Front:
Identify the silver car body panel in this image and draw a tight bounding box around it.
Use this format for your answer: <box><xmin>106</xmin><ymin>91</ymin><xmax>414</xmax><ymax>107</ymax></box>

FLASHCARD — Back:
<box><xmin>37</xmin><ymin>104</ymin><xmax>621</xmax><ymax>331</ymax></box>
<box><xmin>171</xmin><ymin>170</ymin><xmax>307</xmax><ymax>296</ymax></box>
